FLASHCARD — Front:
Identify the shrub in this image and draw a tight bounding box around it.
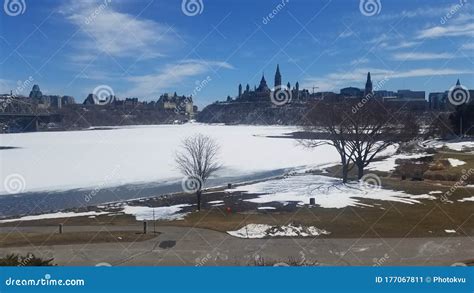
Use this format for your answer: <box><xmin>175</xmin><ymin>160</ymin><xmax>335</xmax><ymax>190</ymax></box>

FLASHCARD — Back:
<box><xmin>0</xmin><ymin>253</ymin><xmax>55</xmax><ymax>266</ymax></box>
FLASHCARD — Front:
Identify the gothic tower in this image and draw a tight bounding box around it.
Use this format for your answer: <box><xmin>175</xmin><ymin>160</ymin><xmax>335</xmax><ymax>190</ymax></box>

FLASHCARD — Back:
<box><xmin>364</xmin><ymin>72</ymin><xmax>373</xmax><ymax>97</ymax></box>
<box><xmin>257</xmin><ymin>74</ymin><xmax>269</xmax><ymax>92</ymax></box>
<box><xmin>238</xmin><ymin>84</ymin><xmax>242</xmax><ymax>97</ymax></box>
<box><xmin>295</xmin><ymin>81</ymin><xmax>300</xmax><ymax>99</ymax></box>
<box><xmin>275</xmin><ymin>64</ymin><xmax>282</xmax><ymax>88</ymax></box>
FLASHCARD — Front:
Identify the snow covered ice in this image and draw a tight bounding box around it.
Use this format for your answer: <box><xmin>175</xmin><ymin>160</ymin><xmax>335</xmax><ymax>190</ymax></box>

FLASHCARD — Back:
<box><xmin>0</xmin><ymin>124</ymin><xmax>340</xmax><ymax>195</ymax></box>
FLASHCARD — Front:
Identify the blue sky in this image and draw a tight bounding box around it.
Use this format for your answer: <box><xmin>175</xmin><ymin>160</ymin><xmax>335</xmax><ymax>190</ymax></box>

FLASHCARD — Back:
<box><xmin>1</xmin><ymin>0</ymin><xmax>473</xmax><ymax>107</ymax></box>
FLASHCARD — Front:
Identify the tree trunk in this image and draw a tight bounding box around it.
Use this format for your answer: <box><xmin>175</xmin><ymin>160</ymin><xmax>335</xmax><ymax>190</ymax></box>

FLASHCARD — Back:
<box><xmin>342</xmin><ymin>163</ymin><xmax>349</xmax><ymax>183</ymax></box>
<box><xmin>196</xmin><ymin>190</ymin><xmax>202</xmax><ymax>211</ymax></box>
<box><xmin>357</xmin><ymin>163</ymin><xmax>364</xmax><ymax>180</ymax></box>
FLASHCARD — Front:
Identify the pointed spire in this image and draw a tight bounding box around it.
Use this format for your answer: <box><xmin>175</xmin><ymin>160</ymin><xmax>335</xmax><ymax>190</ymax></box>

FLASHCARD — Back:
<box><xmin>364</xmin><ymin>72</ymin><xmax>373</xmax><ymax>96</ymax></box>
<box><xmin>456</xmin><ymin>79</ymin><xmax>461</xmax><ymax>86</ymax></box>
<box><xmin>274</xmin><ymin>64</ymin><xmax>282</xmax><ymax>88</ymax></box>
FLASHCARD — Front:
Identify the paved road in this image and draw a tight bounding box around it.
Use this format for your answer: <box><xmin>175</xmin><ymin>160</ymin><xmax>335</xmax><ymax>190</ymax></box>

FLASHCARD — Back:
<box><xmin>1</xmin><ymin>225</ymin><xmax>472</xmax><ymax>266</ymax></box>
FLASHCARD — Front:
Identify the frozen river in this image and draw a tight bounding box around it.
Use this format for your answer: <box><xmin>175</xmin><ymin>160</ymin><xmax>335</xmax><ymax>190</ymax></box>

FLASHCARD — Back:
<box><xmin>0</xmin><ymin>124</ymin><xmax>339</xmax><ymax>217</ymax></box>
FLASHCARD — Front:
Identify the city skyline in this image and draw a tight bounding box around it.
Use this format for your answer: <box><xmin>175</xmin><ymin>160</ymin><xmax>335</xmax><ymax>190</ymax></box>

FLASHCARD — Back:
<box><xmin>1</xmin><ymin>0</ymin><xmax>473</xmax><ymax>107</ymax></box>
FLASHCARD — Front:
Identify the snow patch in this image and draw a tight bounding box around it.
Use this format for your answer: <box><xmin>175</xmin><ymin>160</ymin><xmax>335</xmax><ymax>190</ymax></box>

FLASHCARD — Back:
<box><xmin>447</xmin><ymin>158</ymin><xmax>466</xmax><ymax>167</ymax></box>
<box><xmin>229</xmin><ymin>174</ymin><xmax>433</xmax><ymax>209</ymax></box>
<box><xmin>367</xmin><ymin>153</ymin><xmax>431</xmax><ymax>172</ymax></box>
<box><xmin>459</xmin><ymin>196</ymin><xmax>474</xmax><ymax>202</ymax></box>
<box><xmin>121</xmin><ymin>204</ymin><xmax>191</xmax><ymax>221</ymax></box>
<box><xmin>208</xmin><ymin>200</ymin><xmax>224</xmax><ymax>204</ymax></box>
<box><xmin>227</xmin><ymin>223</ymin><xmax>330</xmax><ymax>238</ymax></box>
<box><xmin>0</xmin><ymin>211</ymin><xmax>109</xmax><ymax>223</ymax></box>
<box><xmin>445</xmin><ymin>229</ymin><xmax>456</xmax><ymax>233</ymax></box>
<box><xmin>428</xmin><ymin>191</ymin><xmax>442</xmax><ymax>195</ymax></box>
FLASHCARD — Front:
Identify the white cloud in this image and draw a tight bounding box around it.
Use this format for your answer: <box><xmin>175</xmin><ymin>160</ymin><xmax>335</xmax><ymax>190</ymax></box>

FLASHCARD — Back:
<box><xmin>338</xmin><ymin>30</ymin><xmax>354</xmax><ymax>39</ymax></box>
<box><xmin>350</xmin><ymin>57</ymin><xmax>369</xmax><ymax>66</ymax></box>
<box><xmin>61</xmin><ymin>1</ymin><xmax>179</xmax><ymax>60</ymax></box>
<box><xmin>392</xmin><ymin>52</ymin><xmax>455</xmax><ymax>61</ymax></box>
<box><xmin>461</xmin><ymin>43</ymin><xmax>474</xmax><ymax>50</ymax></box>
<box><xmin>382</xmin><ymin>41</ymin><xmax>421</xmax><ymax>50</ymax></box>
<box><xmin>123</xmin><ymin>60</ymin><xmax>233</xmax><ymax>97</ymax></box>
<box><xmin>417</xmin><ymin>22</ymin><xmax>474</xmax><ymax>39</ymax></box>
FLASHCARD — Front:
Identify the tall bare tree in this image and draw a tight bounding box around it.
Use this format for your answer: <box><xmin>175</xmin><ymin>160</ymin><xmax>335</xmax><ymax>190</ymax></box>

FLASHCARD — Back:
<box><xmin>175</xmin><ymin>134</ymin><xmax>221</xmax><ymax>211</ymax></box>
<box><xmin>301</xmin><ymin>101</ymin><xmax>355</xmax><ymax>183</ymax></box>
<box><xmin>345</xmin><ymin>101</ymin><xmax>419</xmax><ymax>179</ymax></box>
<box><xmin>301</xmin><ymin>100</ymin><xmax>419</xmax><ymax>182</ymax></box>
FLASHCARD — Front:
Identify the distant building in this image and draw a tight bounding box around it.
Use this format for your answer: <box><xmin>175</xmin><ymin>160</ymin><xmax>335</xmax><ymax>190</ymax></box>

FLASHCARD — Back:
<box><xmin>340</xmin><ymin>87</ymin><xmax>362</xmax><ymax>97</ymax></box>
<box><xmin>29</xmin><ymin>84</ymin><xmax>43</xmax><ymax>99</ymax></box>
<box><xmin>25</xmin><ymin>84</ymin><xmax>75</xmax><ymax>109</ymax></box>
<box><xmin>62</xmin><ymin>96</ymin><xmax>75</xmax><ymax>106</ymax></box>
<box><xmin>235</xmin><ymin>65</ymin><xmax>307</xmax><ymax>103</ymax></box>
<box><xmin>397</xmin><ymin>90</ymin><xmax>425</xmax><ymax>100</ymax></box>
<box><xmin>157</xmin><ymin>92</ymin><xmax>194</xmax><ymax>115</ymax></box>
<box><xmin>429</xmin><ymin>92</ymin><xmax>447</xmax><ymax>110</ymax></box>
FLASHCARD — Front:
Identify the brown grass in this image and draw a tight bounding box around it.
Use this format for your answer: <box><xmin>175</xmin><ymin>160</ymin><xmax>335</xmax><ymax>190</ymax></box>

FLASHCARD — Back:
<box><xmin>0</xmin><ymin>230</ymin><xmax>157</xmax><ymax>248</ymax></box>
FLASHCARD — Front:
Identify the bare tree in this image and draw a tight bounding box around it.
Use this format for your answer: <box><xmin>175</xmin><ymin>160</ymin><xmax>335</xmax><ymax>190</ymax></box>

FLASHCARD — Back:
<box><xmin>301</xmin><ymin>100</ymin><xmax>419</xmax><ymax>182</ymax></box>
<box><xmin>345</xmin><ymin>101</ymin><xmax>419</xmax><ymax>179</ymax></box>
<box><xmin>301</xmin><ymin>101</ymin><xmax>355</xmax><ymax>183</ymax></box>
<box><xmin>175</xmin><ymin>134</ymin><xmax>221</xmax><ymax>211</ymax></box>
